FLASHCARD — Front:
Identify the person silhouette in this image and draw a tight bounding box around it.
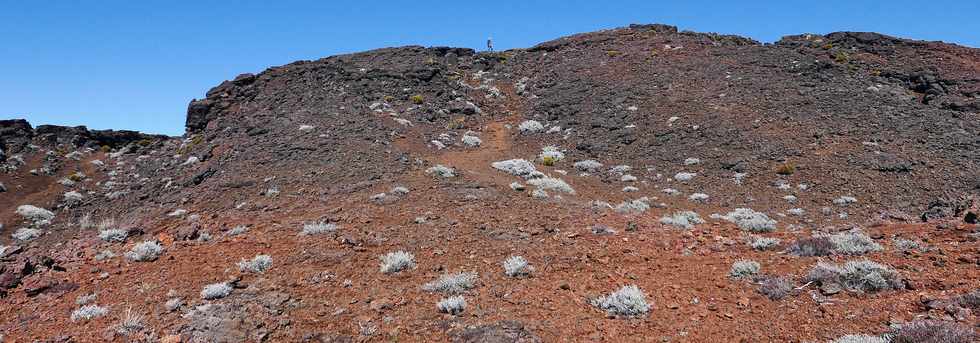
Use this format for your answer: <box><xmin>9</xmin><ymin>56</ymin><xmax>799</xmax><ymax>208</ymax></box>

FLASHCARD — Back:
<box><xmin>487</xmin><ymin>37</ymin><xmax>493</xmax><ymax>52</ymax></box>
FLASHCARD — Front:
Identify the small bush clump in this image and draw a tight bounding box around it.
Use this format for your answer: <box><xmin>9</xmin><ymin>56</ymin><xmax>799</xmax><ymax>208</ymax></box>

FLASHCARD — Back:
<box><xmin>659</xmin><ymin>211</ymin><xmax>704</xmax><ymax>229</ymax></box>
<box><xmin>749</xmin><ymin>236</ymin><xmax>781</xmax><ymax>251</ymax></box>
<box><xmin>94</xmin><ymin>249</ymin><xmax>116</xmax><ymax>261</ymax></box>
<box><xmin>99</xmin><ymin>229</ymin><xmax>128</xmax><ymax>243</ymax></box>
<box><xmin>527</xmin><ymin>177</ymin><xmax>575</xmax><ymax>194</ymax></box>
<box><xmin>951</xmin><ymin>289</ymin><xmax>979</xmax><ymax>310</ymax></box>
<box><xmin>16</xmin><ymin>205</ymin><xmax>55</xmax><ymax>223</ymax></box>
<box><xmin>423</xmin><ymin>272</ymin><xmax>478</xmax><ymax>294</ymax></box>
<box><xmin>787</xmin><ymin>208</ymin><xmax>805</xmax><ymax>216</ymax></box>
<box><xmin>502</xmin><ymin>256</ymin><xmax>534</xmax><ymax>278</ymax></box>
<box><xmin>71</xmin><ymin>305</ymin><xmax>108</xmax><ymax>322</ymax></box>
<box><xmin>538</xmin><ymin>146</ymin><xmax>565</xmax><ymax>165</ymax></box>
<box><xmin>390</xmin><ymin>186</ymin><xmax>410</xmax><ymax>195</ymax></box>
<box><xmin>227</xmin><ymin>225</ymin><xmax>249</xmax><ymax>236</ymax></box>
<box><xmin>518</xmin><ymin>120</ymin><xmax>544</xmax><ymax>133</ymax></box>
<box><xmin>491</xmin><ymin>159</ymin><xmax>537</xmax><ymax>178</ymax></box>
<box><xmin>531</xmin><ymin>189</ymin><xmax>548</xmax><ymax>199</ymax></box>
<box><xmin>609</xmin><ymin>165</ymin><xmax>632</xmax><ymax>174</ymax></box>
<box><xmin>831</xmin><ymin>335</ymin><xmax>890</xmax><ymax>343</ymax></box>
<box><xmin>124</xmin><ymin>241</ymin><xmax>163</xmax><ymax>262</ymax></box>
<box><xmin>805</xmin><ymin>260</ymin><xmax>903</xmax><ymax>293</ymax></box>
<box><xmin>200</xmin><ymin>282</ymin><xmax>233</xmax><ymax>300</ymax></box>
<box><xmin>788</xmin><ymin>236</ymin><xmax>836</xmax><ymax>256</ymax></box>
<box><xmin>437</xmin><ymin>295</ymin><xmax>467</xmax><ymax>315</ymax></box>
<box><xmin>79</xmin><ymin>214</ymin><xmax>94</xmax><ymax>229</ymax></box>
<box><xmin>426</xmin><ymin>164</ymin><xmax>457</xmax><ymax>178</ymax></box>
<box><xmin>461</xmin><ymin>134</ymin><xmax>482</xmax><ymax>147</ymax></box>
<box><xmin>573</xmin><ymin>160</ymin><xmax>603</xmax><ymax>172</ymax></box>
<box><xmin>826</xmin><ymin>229</ymin><xmax>882</xmax><ymax>255</ymax></box>
<box><xmin>591</xmin><ymin>285</ymin><xmax>650</xmax><ymax>317</ymax></box>
<box><xmin>114</xmin><ymin>308</ymin><xmax>146</xmax><ymax>336</ymax></box>
<box><xmin>76</xmin><ymin>293</ymin><xmax>97</xmax><ymax>305</ymax></box>
<box><xmin>237</xmin><ymin>255</ymin><xmax>273</xmax><ymax>273</ymax></box>
<box><xmin>891</xmin><ymin>320</ymin><xmax>975</xmax><ymax>343</ymax></box>
<box><xmin>63</xmin><ymin>191</ymin><xmax>84</xmax><ymax>206</ymax></box>
<box><xmin>730</xmin><ymin>260</ymin><xmax>761</xmax><ymax>278</ymax></box>
<box><xmin>97</xmin><ymin>218</ymin><xmax>116</xmax><ymax>230</ymax></box>
<box><xmin>302</xmin><ymin>221</ymin><xmax>337</xmax><ymax>235</ymax></box>
<box><xmin>721</xmin><ymin>208</ymin><xmax>777</xmax><ymax>232</ymax></box>
<box><xmin>833</xmin><ymin>196</ymin><xmax>858</xmax><ymax>206</ymax></box>
<box><xmin>165</xmin><ymin>298</ymin><xmax>184</xmax><ymax>312</ymax></box>
<box><xmin>757</xmin><ymin>276</ymin><xmax>795</xmax><ymax>300</ymax></box>
<box><xmin>688</xmin><ymin>193</ymin><xmax>709</xmax><ymax>202</ymax></box>
<box><xmin>11</xmin><ymin>228</ymin><xmax>41</xmax><ymax>241</ymax></box>
<box><xmin>892</xmin><ymin>238</ymin><xmax>923</xmax><ymax>252</ymax></box>
<box><xmin>379</xmin><ymin>251</ymin><xmax>416</xmax><ymax>274</ymax></box>
<box><xmin>615</xmin><ymin>198</ymin><xmax>651</xmax><ymax>214</ymax></box>
<box><xmin>674</xmin><ymin>172</ymin><xmax>696</xmax><ymax>181</ymax></box>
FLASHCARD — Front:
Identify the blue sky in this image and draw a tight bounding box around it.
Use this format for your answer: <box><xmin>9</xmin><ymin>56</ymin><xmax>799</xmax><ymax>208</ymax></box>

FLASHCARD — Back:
<box><xmin>2</xmin><ymin>1</ymin><xmax>977</xmax><ymax>136</ymax></box>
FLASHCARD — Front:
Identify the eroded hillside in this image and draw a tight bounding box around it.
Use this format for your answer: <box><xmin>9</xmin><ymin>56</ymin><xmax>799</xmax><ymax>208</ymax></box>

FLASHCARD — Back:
<box><xmin>1</xmin><ymin>24</ymin><xmax>978</xmax><ymax>342</ymax></box>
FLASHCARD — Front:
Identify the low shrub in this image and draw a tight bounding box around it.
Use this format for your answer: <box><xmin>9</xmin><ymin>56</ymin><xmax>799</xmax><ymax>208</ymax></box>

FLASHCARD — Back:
<box><xmin>114</xmin><ymin>308</ymin><xmax>145</xmax><ymax>336</ymax></box>
<box><xmin>527</xmin><ymin>177</ymin><xmax>575</xmax><ymax>194</ymax></box>
<box><xmin>124</xmin><ymin>241</ymin><xmax>163</xmax><ymax>262</ymax></box>
<box><xmin>892</xmin><ymin>320</ymin><xmax>975</xmax><ymax>343</ymax></box>
<box><xmin>749</xmin><ymin>236</ymin><xmax>781</xmax><ymax>251</ymax></box>
<box><xmin>659</xmin><ymin>211</ymin><xmax>704</xmax><ymax>229</ymax></box>
<box><xmin>502</xmin><ymin>256</ymin><xmax>534</xmax><ymax>277</ymax></box>
<box><xmin>826</xmin><ymin>229</ymin><xmax>882</xmax><ymax>255</ymax></box>
<box><xmin>200</xmin><ymin>282</ymin><xmax>233</xmax><ymax>300</ymax></box>
<box><xmin>11</xmin><ymin>228</ymin><xmax>41</xmax><ymax>241</ymax></box>
<box><xmin>165</xmin><ymin>298</ymin><xmax>184</xmax><ymax>312</ymax></box>
<box><xmin>491</xmin><ymin>159</ymin><xmax>537</xmax><ymax>178</ymax></box>
<box><xmin>721</xmin><ymin>208</ymin><xmax>777</xmax><ymax>232</ymax></box>
<box><xmin>99</xmin><ymin>229</ymin><xmax>128</xmax><ymax>243</ymax></box>
<box><xmin>688</xmin><ymin>193</ymin><xmax>709</xmax><ymax>202</ymax></box>
<box><xmin>423</xmin><ymin>272</ymin><xmax>477</xmax><ymax>294</ymax></box>
<box><xmin>833</xmin><ymin>196</ymin><xmax>858</xmax><ymax>206</ymax></box>
<box><xmin>573</xmin><ymin>160</ymin><xmax>603</xmax><ymax>172</ymax></box>
<box><xmin>616</xmin><ymin>198</ymin><xmax>651</xmax><ymax>214</ymax></box>
<box><xmin>730</xmin><ymin>260</ymin><xmax>761</xmax><ymax>278</ymax></box>
<box><xmin>426</xmin><ymin>165</ymin><xmax>457</xmax><ymax>178</ymax></box>
<box><xmin>805</xmin><ymin>260</ymin><xmax>903</xmax><ymax>293</ymax></box>
<box><xmin>76</xmin><ymin>293</ymin><xmax>97</xmax><ymax>305</ymax></box>
<box><xmin>674</xmin><ymin>172</ymin><xmax>696</xmax><ymax>181</ymax></box>
<box><xmin>71</xmin><ymin>305</ymin><xmax>108</xmax><ymax>322</ymax></box>
<box><xmin>16</xmin><ymin>205</ymin><xmax>55</xmax><ymax>223</ymax></box>
<box><xmin>518</xmin><ymin>120</ymin><xmax>544</xmax><ymax>133</ymax></box>
<box><xmin>892</xmin><ymin>238</ymin><xmax>923</xmax><ymax>252</ymax></box>
<box><xmin>591</xmin><ymin>285</ymin><xmax>650</xmax><ymax>317</ymax></box>
<box><xmin>831</xmin><ymin>335</ymin><xmax>889</xmax><ymax>343</ymax></box>
<box><xmin>302</xmin><ymin>222</ymin><xmax>337</xmax><ymax>235</ymax></box>
<box><xmin>757</xmin><ymin>276</ymin><xmax>795</xmax><ymax>300</ymax></box>
<box><xmin>437</xmin><ymin>295</ymin><xmax>467</xmax><ymax>315</ymax></box>
<box><xmin>237</xmin><ymin>255</ymin><xmax>273</xmax><ymax>273</ymax></box>
<box><xmin>788</xmin><ymin>236</ymin><xmax>836</xmax><ymax>256</ymax></box>
<box><xmin>379</xmin><ymin>251</ymin><xmax>416</xmax><ymax>274</ymax></box>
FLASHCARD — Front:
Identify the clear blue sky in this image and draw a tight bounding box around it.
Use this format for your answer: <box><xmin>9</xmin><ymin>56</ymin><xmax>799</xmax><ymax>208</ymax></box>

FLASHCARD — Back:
<box><xmin>2</xmin><ymin>1</ymin><xmax>977</xmax><ymax>136</ymax></box>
